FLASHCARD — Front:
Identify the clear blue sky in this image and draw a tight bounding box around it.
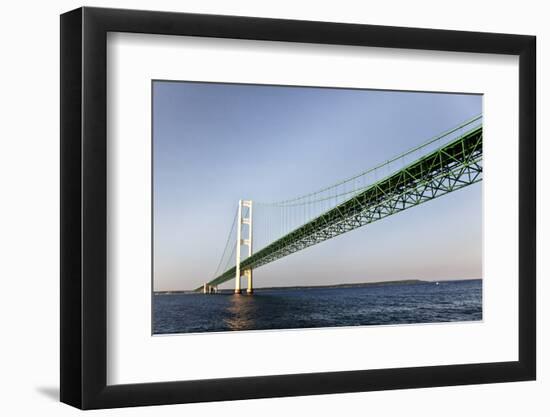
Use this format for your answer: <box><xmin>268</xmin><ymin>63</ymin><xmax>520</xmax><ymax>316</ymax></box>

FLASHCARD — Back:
<box><xmin>153</xmin><ymin>81</ymin><xmax>482</xmax><ymax>291</ymax></box>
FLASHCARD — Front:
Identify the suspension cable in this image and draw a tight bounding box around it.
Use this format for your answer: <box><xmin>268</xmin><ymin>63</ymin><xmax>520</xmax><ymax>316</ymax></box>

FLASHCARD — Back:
<box><xmin>211</xmin><ymin>205</ymin><xmax>239</xmax><ymax>279</ymax></box>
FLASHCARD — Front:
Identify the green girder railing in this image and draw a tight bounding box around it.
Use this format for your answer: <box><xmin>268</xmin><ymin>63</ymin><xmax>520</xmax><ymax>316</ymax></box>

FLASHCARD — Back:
<box><xmin>199</xmin><ymin>124</ymin><xmax>483</xmax><ymax>290</ymax></box>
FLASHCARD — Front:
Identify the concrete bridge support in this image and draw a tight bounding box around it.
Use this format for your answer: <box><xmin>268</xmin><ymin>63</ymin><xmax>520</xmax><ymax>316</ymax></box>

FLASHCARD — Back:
<box><xmin>235</xmin><ymin>275</ymin><xmax>241</xmax><ymax>295</ymax></box>
<box><xmin>245</xmin><ymin>269</ymin><xmax>253</xmax><ymax>295</ymax></box>
<box><xmin>203</xmin><ymin>284</ymin><xmax>219</xmax><ymax>294</ymax></box>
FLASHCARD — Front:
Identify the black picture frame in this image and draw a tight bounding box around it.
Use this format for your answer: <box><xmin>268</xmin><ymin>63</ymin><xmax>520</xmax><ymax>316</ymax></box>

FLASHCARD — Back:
<box><xmin>60</xmin><ymin>6</ymin><xmax>536</xmax><ymax>410</ymax></box>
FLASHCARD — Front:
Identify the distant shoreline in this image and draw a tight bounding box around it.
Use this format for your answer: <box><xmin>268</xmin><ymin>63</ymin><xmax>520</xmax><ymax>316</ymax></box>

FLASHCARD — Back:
<box><xmin>154</xmin><ymin>278</ymin><xmax>481</xmax><ymax>295</ymax></box>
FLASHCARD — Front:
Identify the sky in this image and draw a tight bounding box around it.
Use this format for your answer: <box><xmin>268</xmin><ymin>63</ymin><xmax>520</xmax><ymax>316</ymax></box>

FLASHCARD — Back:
<box><xmin>153</xmin><ymin>81</ymin><xmax>482</xmax><ymax>291</ymax></box>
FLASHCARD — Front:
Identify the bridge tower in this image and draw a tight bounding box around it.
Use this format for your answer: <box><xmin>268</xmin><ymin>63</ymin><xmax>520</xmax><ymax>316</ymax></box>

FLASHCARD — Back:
<box><xmin>235</xmin><ymin>200</ymin><xmax>253</xmax><ymax>295</ymax></box>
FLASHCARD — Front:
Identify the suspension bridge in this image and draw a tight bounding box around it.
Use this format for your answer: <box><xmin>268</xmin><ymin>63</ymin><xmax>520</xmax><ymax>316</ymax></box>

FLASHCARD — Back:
<box><xmin>196</xmin><ymin>115</ymin><xmax>483</xmax><ymax>295</ymax></box>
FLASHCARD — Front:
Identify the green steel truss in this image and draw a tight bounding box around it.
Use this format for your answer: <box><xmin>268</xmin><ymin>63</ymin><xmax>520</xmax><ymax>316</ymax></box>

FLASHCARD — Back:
<box><xmin>201</xmin><ymin>125</ymin><xmax>482</xmax><ymax>290</ymax></box>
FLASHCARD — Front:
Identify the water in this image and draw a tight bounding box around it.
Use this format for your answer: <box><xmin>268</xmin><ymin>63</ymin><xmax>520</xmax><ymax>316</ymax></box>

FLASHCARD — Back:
<box><xmin>153</xmin><ymin>279</ymin><xmax>482</xmax><ymax>334</ymax></box>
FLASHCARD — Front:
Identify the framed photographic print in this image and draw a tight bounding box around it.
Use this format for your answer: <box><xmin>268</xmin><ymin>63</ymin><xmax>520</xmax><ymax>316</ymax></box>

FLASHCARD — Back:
<box><xmin>60</xmin><ymin>6</ymin><xmax>536</xmax><ymax>409</ymax></box>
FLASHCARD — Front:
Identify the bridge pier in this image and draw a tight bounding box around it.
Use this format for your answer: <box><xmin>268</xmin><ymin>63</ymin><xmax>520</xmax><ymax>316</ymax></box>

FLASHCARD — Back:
<box><xmin>203</xmin><ymin>284</ymin><xmax>220</xmax><ymax>294</ymax></box>
<box><xmin>244</xmin><ymin>269</ymin><xmax>254</xmax><ymax>295</ymax></box>
<box><xmin>245</xmin><ymin>269</ymin><xmax>253</xmax><ymax>295</ymax></box>
<box><xmin>234</xmin><ymin>275</ymin><xmax>242</xmax><ymax>294</ymax></box>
